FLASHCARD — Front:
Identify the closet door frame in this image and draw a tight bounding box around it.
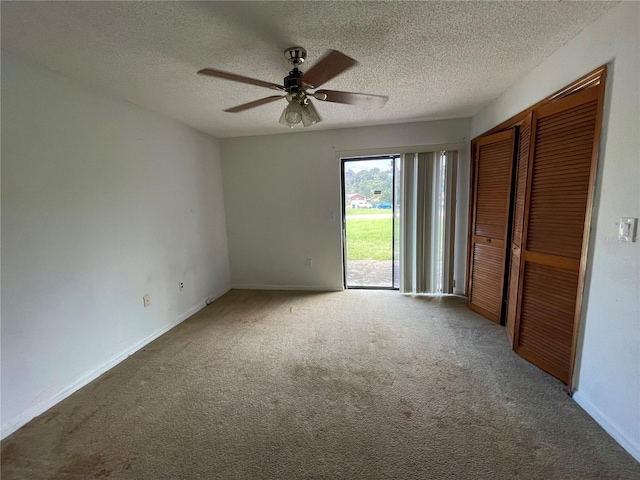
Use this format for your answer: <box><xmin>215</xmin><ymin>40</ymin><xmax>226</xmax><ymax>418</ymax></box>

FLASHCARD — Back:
<box><xmin>476</xmin><ymin>66</ymin><xmax>606</xmax><ymax>139</ymax></box>
<box><xmin>468</xmin><ymin>65</ymin><xmax>607</xmax><ymax>390</ymax></box>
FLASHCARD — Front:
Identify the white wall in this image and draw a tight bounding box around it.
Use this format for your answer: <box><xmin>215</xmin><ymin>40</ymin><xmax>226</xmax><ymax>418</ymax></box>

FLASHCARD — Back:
<box><xmin>220</xmin><ymin>119</ymin><xmax>470</xmax><ymax>292</ymax></box>
<box><xmin>471</xmin><ymin>2</ymin><xmax>640</xmax><ymax>461</ymax></box>
<box><xmin>1</xmin><ymin>52</ymin><xmax>231</xmax><ymax>438</ymax></box>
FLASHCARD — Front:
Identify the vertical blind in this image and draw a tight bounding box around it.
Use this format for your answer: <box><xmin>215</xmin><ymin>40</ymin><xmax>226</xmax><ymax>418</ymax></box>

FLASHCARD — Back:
<box><xmin>399</xmin><ymin>150</ymin><xmax>458</xmax><ymax>294</ymax></box>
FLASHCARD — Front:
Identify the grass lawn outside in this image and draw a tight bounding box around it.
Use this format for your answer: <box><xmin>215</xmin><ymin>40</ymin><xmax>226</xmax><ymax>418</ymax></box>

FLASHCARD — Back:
<box><xmin>345</xmin><ymin>217</ymin><xmax>393</xmax><ymax>260</ymax></box>
<box><xmin>345</xmin><ymin>208</ymin><xmax>391</xmax><ymax>216</ymax></box>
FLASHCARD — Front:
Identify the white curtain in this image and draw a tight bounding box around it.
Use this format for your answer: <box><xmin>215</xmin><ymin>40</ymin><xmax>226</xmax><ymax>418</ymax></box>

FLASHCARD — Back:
<box><xmin>398</xmin><ymin>150</ymin><xmax>458</xmax><ymax>294</ymax></box>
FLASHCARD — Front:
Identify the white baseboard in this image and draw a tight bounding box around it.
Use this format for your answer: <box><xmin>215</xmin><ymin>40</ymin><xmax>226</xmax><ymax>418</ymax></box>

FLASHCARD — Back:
<box><xmin>573</xmin><ymin>391</ymin><xmax>640</xmax><ymax>462</ymax></box>
<box><xmin>231</xmin><ymin>284</ymin><xmax>340</xmax><ymax>292</ymax></box>
<box><xmin>1</xmin><ymin>286</ymin><xmax>231</xmax><ymax>440</ymax></box>
<box><xmin>453</xmin><ymin>288</ymin><xmax>466</xmax><ymax>295</ymax></box>
<box><xmin>207</xmin><ymin>285</ymin><xmax>232</xmax><ymax>302</ymax></box>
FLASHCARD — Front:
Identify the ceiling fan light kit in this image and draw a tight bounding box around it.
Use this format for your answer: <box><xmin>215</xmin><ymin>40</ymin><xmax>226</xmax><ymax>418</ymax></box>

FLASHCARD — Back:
<box><xmin>301</xmin><ymin>100</ymin><xmax>320</xmax><ymax>127</ymax></box>
<box><xmin>198</xmin><ymin>46</ymin><xmax>388</xmax><ymax>129</ymax></box>
<box><xmin>280</xmin><ymin>97</ymin><xmax>303</xmax><ymax>127</ymax></box>
<box><xmin>279</xmin><ymin>92</ymin><xmax>320</xmax><ymax>128</ymax></box>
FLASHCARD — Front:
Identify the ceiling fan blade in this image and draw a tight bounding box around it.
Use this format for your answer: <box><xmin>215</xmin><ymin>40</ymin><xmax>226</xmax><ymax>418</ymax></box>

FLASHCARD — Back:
<box><xmin>223</xmin><ymin>95</ymin><xmax>285</xmax><ymax>113</ymax></box>
<box><xmin>198</xmin><ymin>68</ymin><xmax>285</xmax><ymax>91</ymax></box>
<box><xmin>299</xmin><ymin>50</ymin><xmax>357</xmax><ymax>89</ymax></box>
<box><xmin>315</xmin><ymin>89</ymin><xmax>388</xmax><ymax>109</ymax></box>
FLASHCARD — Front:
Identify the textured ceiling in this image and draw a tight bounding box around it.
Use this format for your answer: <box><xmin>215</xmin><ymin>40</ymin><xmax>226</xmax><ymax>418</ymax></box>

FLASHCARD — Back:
<box><xmin>1</xmin><ymin>1</ymin><xmax>615</xmax><ymax>138</ymax></box>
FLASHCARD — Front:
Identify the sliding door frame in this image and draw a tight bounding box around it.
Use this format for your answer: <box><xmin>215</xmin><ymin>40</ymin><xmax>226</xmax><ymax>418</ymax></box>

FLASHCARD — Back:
<box><xmin>340</xmin><ymin>155</ymin><xmax>399</xmax><ymax>290</ymax></box>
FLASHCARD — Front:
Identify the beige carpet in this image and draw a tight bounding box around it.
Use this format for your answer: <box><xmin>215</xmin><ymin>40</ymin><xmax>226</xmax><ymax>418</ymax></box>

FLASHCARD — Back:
<box><xmin>2</xmin><ymin>290</ymin><xmax>638</xmax><ymax>479</ymax></box>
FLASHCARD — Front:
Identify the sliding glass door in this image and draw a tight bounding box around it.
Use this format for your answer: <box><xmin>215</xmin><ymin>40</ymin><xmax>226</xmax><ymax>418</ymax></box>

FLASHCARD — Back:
<box><xmin>342</xmin><ymin>151</ymin><xmax>458</xmax><ymax>293</ymax></box>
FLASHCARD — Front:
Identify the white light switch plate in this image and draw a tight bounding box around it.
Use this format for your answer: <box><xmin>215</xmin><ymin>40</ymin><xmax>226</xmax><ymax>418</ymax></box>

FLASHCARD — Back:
<box><xmin>618</xmin><ymin>217</ymin><xmax>638</xmax><ymax>242</ymax></box>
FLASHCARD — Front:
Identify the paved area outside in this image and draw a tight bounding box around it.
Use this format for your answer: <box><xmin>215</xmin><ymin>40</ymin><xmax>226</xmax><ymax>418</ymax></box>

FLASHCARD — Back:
<box><xmin>346</xmin><ymin>259</ymin><xmax>399</xmax><ymax>288</ymax></box>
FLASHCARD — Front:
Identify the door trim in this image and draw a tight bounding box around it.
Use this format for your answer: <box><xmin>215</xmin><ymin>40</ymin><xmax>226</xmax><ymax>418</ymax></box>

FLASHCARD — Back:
<box><xmin>340</xmin><ymin>155</ymin><xmax>399</xmax><ymax>290</ymax></box>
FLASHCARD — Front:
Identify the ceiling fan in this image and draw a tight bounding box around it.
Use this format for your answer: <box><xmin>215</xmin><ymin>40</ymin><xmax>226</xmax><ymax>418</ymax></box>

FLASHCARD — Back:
<box><xmin>198</xmin><ymin>47</ymin><xmax>388</xmax><ymax>128</ymax></box>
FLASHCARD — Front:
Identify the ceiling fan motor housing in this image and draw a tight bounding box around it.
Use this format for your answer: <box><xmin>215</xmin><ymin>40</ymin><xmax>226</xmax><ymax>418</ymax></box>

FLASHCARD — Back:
<box><xmin>284</xmin><ymin>69</ymin><xmax>303</xmax><ymax>92</ymax></box>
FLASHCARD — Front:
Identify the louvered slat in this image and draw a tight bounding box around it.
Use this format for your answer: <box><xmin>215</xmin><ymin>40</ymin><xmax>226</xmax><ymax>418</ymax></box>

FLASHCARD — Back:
<box><xmin>534</xmin><ymin>103</ymin><xmax>597</xmax><ymax>130</ymax></box>
<box><xmin>470</xmin><ymin>243</ymin><xmax>504</xmax><ymax>315</ymax></box>
<box><xmin>526</xmin><ymin>99</ymin><xmax>597</xmax><ymax>259</ymax></box>
<box><xmin>474</xmin><ymin>141</ymin><xmax>513</xmax><ymax>239</ymax></box>
<box><xmin>506</xmin><ymin>117</ymin><xmax>531</xmax><ymax>344</ymax></box>
<box><xmin>506</xmin><ymin>252</ymin><xmax>520</xmax><ymax>342</ymax></box>
<box><xmin>535</xmin><ymin>114</ymin><xmax>596</xmax><ymax>134</ymax></box>
<box><xmin>517</xmin><ymin>263</ymin><xmax>579</xmax><ymax>382</ymax></box>
<box><xmin>512</xmin><ymin>122</ymin><xmax>531</xmax><ymax>247</ymax></box>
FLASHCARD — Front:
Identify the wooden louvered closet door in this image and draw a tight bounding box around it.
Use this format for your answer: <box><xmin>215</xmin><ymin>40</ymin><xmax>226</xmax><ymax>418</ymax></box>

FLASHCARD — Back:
<box><xmin>512</xmin><ymin>86</ymin><xmax>602</xmax><ymax>383</ymax></box>
<box><xmin>505</xmin><ymin>114</ymin><xmax>532</xmax><ymax>345</ymax></box>
<box><xmin>467</xmin><ymin>130</ymin><xmax>515</xmax><ymax>323</ymax></box>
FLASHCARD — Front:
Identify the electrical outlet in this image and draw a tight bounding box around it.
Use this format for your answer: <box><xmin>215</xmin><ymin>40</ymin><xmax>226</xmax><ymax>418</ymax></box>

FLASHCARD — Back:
<box><xmin>306</xmin><ymin>258</ymin><xmax>313</xmax><ymax>267</ymax></box>
<box><xmin>143</xmin><ymin>294</ymin><xmax>151</xmax><ymax>308</ymax></box>
<box><xmin>179</xmin><ymin>281</ymin><xmax>184</xmax><ymax>291</ymax></box>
